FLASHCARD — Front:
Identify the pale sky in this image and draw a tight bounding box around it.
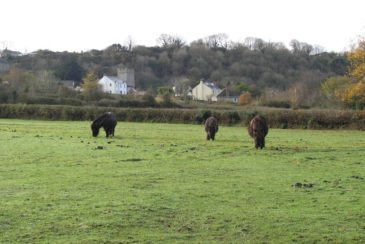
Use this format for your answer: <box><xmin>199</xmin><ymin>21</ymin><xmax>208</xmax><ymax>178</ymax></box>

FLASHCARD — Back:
<box><xmin>1</xmin><ymin>0</ymin><xmax>365</xmax><ymax>53</ymax></box>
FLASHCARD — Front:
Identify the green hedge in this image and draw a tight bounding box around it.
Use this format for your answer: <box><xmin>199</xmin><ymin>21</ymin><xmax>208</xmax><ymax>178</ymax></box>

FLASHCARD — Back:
<box><xmin>0</xmin><ymin>104</ymin><xmax>364</xmax><ymax>130</ymax></box>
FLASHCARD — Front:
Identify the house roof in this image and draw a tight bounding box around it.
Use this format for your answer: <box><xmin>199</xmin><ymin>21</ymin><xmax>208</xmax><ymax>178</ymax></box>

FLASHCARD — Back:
<box><xmin>216</xmin><ymin>88</ymin><xmax>240</xmax><ymax>97</ymax></box>
<box><xmin>103</xmin><ymin>75</ymin><xmax>126</xmax><ymax>84</ymax></box>
<box><xmin>203</xmin><ymin>81</ymin><xmax>220</xmax><ymax>90</ymax></box>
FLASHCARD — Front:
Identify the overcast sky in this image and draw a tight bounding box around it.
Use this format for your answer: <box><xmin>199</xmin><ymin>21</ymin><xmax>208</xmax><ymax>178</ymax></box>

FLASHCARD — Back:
<box><xmin>1</xmin><ymin>0</ymin><xmax>365</xmax><ymax>53</ymax></box>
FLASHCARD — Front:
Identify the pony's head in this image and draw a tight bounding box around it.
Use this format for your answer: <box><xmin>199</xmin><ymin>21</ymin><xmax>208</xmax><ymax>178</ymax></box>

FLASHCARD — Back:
<box><xmin>249</xmin><ymin>115</ymin><xmax>268</xmax><ymax>149</ymax></box>
<box><xmin>91</xmin><ymin>123</ymin><xmax>100</xmax><ymax>137</ymax></box>
<box><xmin>91</xmin><ymin>119</ymin><xmax>103</xmax><ymax>137</ymax></box>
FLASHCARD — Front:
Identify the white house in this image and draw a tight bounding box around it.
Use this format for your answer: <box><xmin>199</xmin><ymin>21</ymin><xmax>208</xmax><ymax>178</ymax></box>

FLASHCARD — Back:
<box><xmin>98</xmin><ymin>67</ymin><xmax>135</xmax><ymax>95</ymax></box>
<box><xmin>98</xmin><ymin>75</ymin><xmax>128</xmax><ymax>95</ymax></box>
<box><xmin>191</xmin><ymin>80</ymin><xmax>222</xmax><ymax>101</ymax></box>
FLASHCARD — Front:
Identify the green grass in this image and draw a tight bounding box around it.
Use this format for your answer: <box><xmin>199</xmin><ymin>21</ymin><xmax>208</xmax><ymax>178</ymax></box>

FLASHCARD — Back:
<box><xmin>1</xmin><ymin>119</ymin><xmax>365</xmax><ymax>243</ymax></box>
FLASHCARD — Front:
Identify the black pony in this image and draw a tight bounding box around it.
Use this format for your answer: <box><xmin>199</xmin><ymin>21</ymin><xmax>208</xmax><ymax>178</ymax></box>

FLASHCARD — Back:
<box><xmin>248</xmin><ymin>115</ymin><xmax>268</xmax><ymax>149</ymax></box>
<box><xmin>91</xmin><ymin>112</ymin><xmax>117</xmax><ymax>137</ymax></box>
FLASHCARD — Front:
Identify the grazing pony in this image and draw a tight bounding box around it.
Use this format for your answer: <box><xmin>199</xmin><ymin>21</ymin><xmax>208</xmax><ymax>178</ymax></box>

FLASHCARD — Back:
<box><xmin>205</xmin><ymin>116</ymin><xmax>219</xmax><ymax>140</ymax></box>
<box><xmin>248</xmin><ymin>115</ymin><xmax>268</xmax><ymax>149</ymax></box>
<box><xmin>91</xmin><ymin>112</ymin><xmax>117</xmax><ymax>137</ymax></box>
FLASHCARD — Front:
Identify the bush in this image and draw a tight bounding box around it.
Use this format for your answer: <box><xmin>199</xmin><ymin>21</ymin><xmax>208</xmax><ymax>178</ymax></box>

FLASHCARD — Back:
<box><xmin>262</xmin><ymin>100</ymin><xmax>291</xmax><ymax>108</ymax></box>
<box><xmin>23</xmin><ymin>96</ymin><xmax>59</xmax><ymax>105</ymax></box>
<box><xmin>225</xmin><ymin>111</ymin><xmax>241</xmax><ymax>125</ymax></box>
<box><xmin>58</xmin><ymin>98</ymin><xmax>83</xmax><ymax>106</ymax></box>
<box><xmin>195</xmin><ymin>110</ymin><xmax>212</xmax><ymax>124</ymax></box>
<box><xmin>141</xmin><ymin>94</ymin><xmax>157</xmax><ymax>107</ymax></box>
<box><xmin>239</xmin><ymin>92</ymin><xmax>252</xmax><ymax>105</ymax></box>
<box><xmin>97</xmin><ymin>99</ymin><xmax>119</xmax><ymax>107</ymax></box>
<box><xmin>0</xmin><ymin>104</ymin><xmax>364</xmax><ymax>130</ymax></box>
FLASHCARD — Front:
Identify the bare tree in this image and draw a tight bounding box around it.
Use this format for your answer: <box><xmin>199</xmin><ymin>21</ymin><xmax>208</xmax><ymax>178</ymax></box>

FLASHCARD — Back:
<box><xmin>244</xmin><ymin>37</ymin><xmax>265</xmax><ymax>51</ymax></box>
<box><xmin>312</xmin><ymin>45</ymin><xmax>325</xmax><ymax>55</ymax></box>
<box><xmin>290</xmin><ymin>39</ymin><xmax>313</xmax><ymax>55</ymax></box>
<box><xmin>1</xmin><ymin>40</ymin><xmax>10</xmax><ymax>50</ymax></box>
<box><xmin>157</xmin><ymin>34</ymin><xmax>186</xmax><ymax>49</ymax></box>
<box><xmin>173</xmin><ymin>77</ymin><xmax>191</xmax><ymax>98</ymax></box>
<box><xmin>32</xmin><ymin>70</ymin><xmax>60</xmax><ymax>94</ymax></box>
<box><xmin>124</xmin><ymin>36</ymin><xmax>135</xmax><ymax>52</ymax></box>
<box><xmin>204</xmin><ymin>33</ymin><xmax>231</xmax><ymax>49</ymax></box>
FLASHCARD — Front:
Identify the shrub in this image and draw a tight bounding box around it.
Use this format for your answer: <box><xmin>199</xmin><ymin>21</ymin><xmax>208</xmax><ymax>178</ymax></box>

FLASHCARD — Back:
<box><xmin>195</xmin><ymin>110</ymin><xmax>212</xmax><ymax>124</ymax></box>
<box><xmin>97</xmin><ymin>99</ymin><xmax>119</xmax><ymax>107</ymax></box>
<box><xmin>226</xmin><ymin>111</ymin><xmax>241</xmax><ymax>125</ymax></box>
<box><xmin>58</xmin><ymin>98</ymin><xmax>83</xmax><ymax>106</ymax></box>
<box><xmin>262</xmin><ymin>100</ymin><xmax>291</xmax><ymax>108</ymax></box>
<box><xmin>23</xmin><ymin>96</ymin><xmax>59</xmax><ymax>105</ymax></box>
<box><xmin>239</xmin><ymin>92</ymin><xmax>252</xmax><ymax>105</ymax></box>
<box><xmin>0</xmin><ymin>104</ymin><xmax>364</xmax><ymax>130</ymax></box>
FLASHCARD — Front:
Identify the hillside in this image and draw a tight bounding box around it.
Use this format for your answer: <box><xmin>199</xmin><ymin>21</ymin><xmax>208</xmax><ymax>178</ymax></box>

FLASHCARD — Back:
<box><xmin>0</xmin><ymin>36</ymin><xmax>348</xmax><ymax>108</ymax></box>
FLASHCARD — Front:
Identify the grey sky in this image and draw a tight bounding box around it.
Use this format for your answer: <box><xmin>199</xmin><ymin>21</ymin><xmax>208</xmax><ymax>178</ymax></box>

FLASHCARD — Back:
<box><xmin>1</xmin><ymin>0</ymin><xmax>364</xmax><ymax>53</ymax></box>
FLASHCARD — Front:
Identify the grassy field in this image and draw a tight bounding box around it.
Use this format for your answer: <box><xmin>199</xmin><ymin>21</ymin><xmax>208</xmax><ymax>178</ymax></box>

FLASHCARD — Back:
<box><xmin>0</xmin><ymin>119</ymin><xmax>365</xmax><ymax>243</ymax></box>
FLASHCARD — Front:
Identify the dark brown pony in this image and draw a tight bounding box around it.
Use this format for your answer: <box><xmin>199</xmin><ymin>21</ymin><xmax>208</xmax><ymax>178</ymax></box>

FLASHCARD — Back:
<box><xmin>248</xmin><ymin>115</ymin><xmax>268</xmax><ymax>149</ymax></box>
<box><xmin>205</xmin><ymin>116</ymin><xmax>219</xmax><ymax>140</ymax></box>
<box><xmin>91</xmin><ymin>112</ymin><xmax>117</xmax><ymax>137</ymax></box>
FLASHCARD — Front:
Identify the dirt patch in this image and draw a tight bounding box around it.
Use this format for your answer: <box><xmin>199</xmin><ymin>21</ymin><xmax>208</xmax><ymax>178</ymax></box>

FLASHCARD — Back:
<box><xmin>178</xmin><ymin>225</ymin><xmax>193</xmax><ymax>232</ymax></box>
<box><xmin>351</xmin><ymin>175</ymin><xmax>364</xmax><ymax>180</ymax></box>
<box><xmin>118</xmin><ymin>158</ymin><xmax>144</xmax><ymax>162</ymax></box>
<box><xmin>292</xmin><ymin>182</ymin><xmax>314</xmax><ymax>188</ymax></box>
<box><xmin>116</xmin><ymin>145</ymin><xmax>130</xmax><ymax>148</ymax></box>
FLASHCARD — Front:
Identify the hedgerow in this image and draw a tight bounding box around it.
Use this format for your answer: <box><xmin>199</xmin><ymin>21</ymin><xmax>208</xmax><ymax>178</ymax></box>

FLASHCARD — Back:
<box><xmin>0</xmin><ymin>104</ymin><xmax>364</xmax><ymax>130</ymax></box>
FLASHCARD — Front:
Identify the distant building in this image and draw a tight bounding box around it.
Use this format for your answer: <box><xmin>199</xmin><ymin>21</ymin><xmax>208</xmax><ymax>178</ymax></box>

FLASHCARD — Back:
<box><xmin>98</xmin><ymin>75</ymin><xmax>128</xmax><ymax>95</ymax></box>
<box><xmin>0</xmin><ymin>60</ymin><xmax>10</xmax><ymax>72</ymax></box>
<box><xmin>216</xmin><ymin>88</ymin><xmax>240</xmax><ymax>103</ymax></box>
<box><xmin>117</xmin><ymin>67</ymin><xmax>135</xmax><ymax>91</ymax></box>
<box><xmin>191</xmin><ymin>80</ymin><xmax>222</xmax><ymax>101</ymax></box>
<box><xmin>0</xmin><ymin>49</ymin><xmax>22</xmax><ymax>58</ymax></box>
<box><xmin>98</xmin><ymin>67</ymin><xmax>135</xmax><ymax>95</ymax></box>
<box><xmin>59</xmin><ymin>80</ymin><xmax>76</xmax><ymax>89</ymax></box>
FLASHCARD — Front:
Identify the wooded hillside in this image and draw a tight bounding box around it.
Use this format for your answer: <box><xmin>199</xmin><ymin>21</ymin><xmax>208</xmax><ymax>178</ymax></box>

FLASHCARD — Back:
<box><xmin>0</xmin><ymin>35</ymin><xmax>349</xmax><ymax>108</ymax></box>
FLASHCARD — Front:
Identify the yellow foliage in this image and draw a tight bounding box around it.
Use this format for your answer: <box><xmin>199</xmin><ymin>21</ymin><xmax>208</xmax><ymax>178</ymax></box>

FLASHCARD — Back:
<box><xmin>341</xmin><ymin>81</ymin><xmax>365</xmax><ymax>108</ymax></box>
<box><xmin>337</xmin><ymin>36</ymin><xmax>365</xmax><ymax>108</ymax></box>
<box><xmin>239</xmin><ymin>92</ymin><xmax>252</xmax><ymax>105</ymax></box>
<box><xmin>82</xmin><ymin>72</ymin><xmax>102</xmax><ymax>100</ymax></box>
<box><xmin>347</xmin><ymin>38</ymin><xmax>365</xmax><ymax>81</ymax></box>
<box><xmin>82</xmin><ymin>72</ymin><xmax>99</xmax><ymax>90</ymax></box>
<box><xmin>321</xmin><ymin>76</ymin><xmax>352</xmax><ymax>100</ymax></box>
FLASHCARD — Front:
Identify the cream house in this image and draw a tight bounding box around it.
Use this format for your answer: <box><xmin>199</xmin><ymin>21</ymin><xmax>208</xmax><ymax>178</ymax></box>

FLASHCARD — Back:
<box><xmin>192</xmin><ymin>80</ymin><xmax>222</xmax><ymax>101</ymax></box>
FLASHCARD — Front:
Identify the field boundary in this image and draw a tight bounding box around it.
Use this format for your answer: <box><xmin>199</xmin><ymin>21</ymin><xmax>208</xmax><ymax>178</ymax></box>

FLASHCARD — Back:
<box><xmin>0</xmin><ymin>104</ymin><xmax>364</xmax><ymax>130</ymax></box>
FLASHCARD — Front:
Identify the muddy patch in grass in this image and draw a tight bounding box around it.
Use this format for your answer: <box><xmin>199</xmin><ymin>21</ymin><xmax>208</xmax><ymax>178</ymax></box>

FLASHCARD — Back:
<box><xmin>292</xmin><ymin>182</ymin><xmax>314</xmax><ymax>188</ymax></box>
<box><xmin>116</xmin><ymin>144</ymin><xmax>130</xmax><ymax>148</ymax></box>
<box><xmin>350</xmin><ymin>175</ymin><xmax>364</xmax><ymax>180</ymax></box>
<box><xmin>117</xmin><ymin>158</ymin><xmax>145</xmax><ymax>163</ymax></box>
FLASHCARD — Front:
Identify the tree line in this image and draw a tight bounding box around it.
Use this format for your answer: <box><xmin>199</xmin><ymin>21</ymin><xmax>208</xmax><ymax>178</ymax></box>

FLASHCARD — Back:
<box><xmin>0</xmin><ymin>34</ymin><xmax>357</xmax><ymax>108</ymax></box>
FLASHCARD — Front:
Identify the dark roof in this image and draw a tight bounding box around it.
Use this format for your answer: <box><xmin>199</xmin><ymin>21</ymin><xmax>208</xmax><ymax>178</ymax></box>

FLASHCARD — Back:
<box><xmin>216</xmin><ymin>88</ymin><xmax>240</xmax><ymax>97</ymax></box>
<box><xmin>202</xmin><ymin>81</ymin><xmax>221</xmax><ymax>90</ymax></box>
